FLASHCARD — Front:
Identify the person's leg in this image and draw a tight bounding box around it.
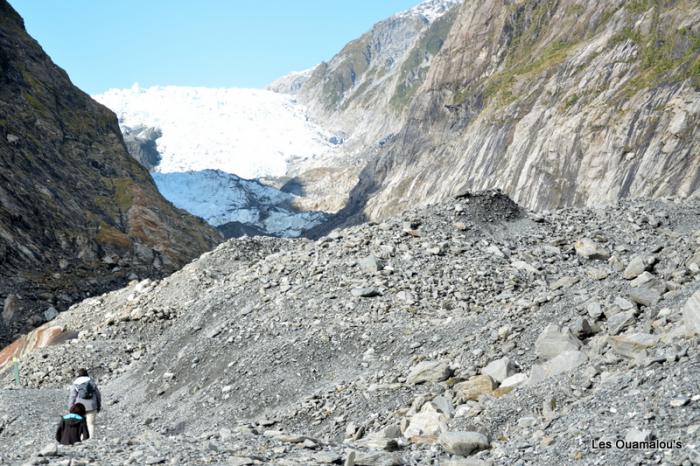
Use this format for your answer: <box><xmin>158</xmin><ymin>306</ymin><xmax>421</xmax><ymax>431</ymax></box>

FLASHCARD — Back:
<box><xmin>85</xmin><ymin>411</ymin><xmax>96</xmax><ymax>439</ymax></box>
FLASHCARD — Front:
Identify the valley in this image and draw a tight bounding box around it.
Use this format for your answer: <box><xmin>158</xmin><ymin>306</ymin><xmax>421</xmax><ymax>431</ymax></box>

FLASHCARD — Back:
<box><xmin>0</xmin><ymin>0</ymin><xmax>698</xmax><ymax>465</ymax></box>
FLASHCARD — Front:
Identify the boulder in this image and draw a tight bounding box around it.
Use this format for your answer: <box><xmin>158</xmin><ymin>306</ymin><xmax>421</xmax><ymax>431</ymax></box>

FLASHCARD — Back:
<box><xmin>406</xmin><ymin>360</ymin><xmax>451</xmax><ymax>384</ymax></box>
<box><xmin>2</xmin><ymin>294</ymin><xmax>19</xmax><ymax>323</ymax></box>
<box><xmin>623</xmin><ymin>255</ymin><xmax>653</xmax><ymax>279</ymax></box>
<box><xmin>629</xmin><ymin>287</ymin><xmax>661</xmax><ymax>307</ymax></box>
<box><xmin>609</xmin><ymin>334</ymin><xmax>659</xmax><ymax>359</ymax></box>
<box><xmin>351</xmin><ymin>287</ymin><xmax>381</xmax><ymax>298</ymax></box>
<box><xmin>403</xmin><ymin>402</ymin><xmax>448</xmax><ymax>438</ymax></box>
<box><xmin>358</xmin><ymin>255</ymin><xmax>384</xmax><ymax>273</ymax></box>
<box><xmin>575</xmin><ymin>238</ymin><xmax>610</xmax><ymax>260</ymax></box>
<box><xmin>480</xmin><ymin>357</ymin><xmax>515</xmax><ymax>383</ymax></box>
<box><xmin>43</xmin><ymin>306</ymin><xmax>59</xmax><ymax>321</ymax></box>
<box><xmin>453</xmin><ymin>375</ymin><xmax>496</xmax><ymax>402</ymax></box>
<box><xmin>500</xmin><ymin>372</ymin><xmax>528</xmax><ymax>388</ymax></box>
<box><xmin>569</xmin><ymin>317</ymin><xmax>595</xmax><ymax>337</ymax></box>
<box><xmin>439</xmin><ymin>431</ymin><xmax>490</xmax><ymax>457</ymax></box>
<box><xmin>527</xmin><ymin>351</ymin><xmax>587</xmax><ymax>385</ymax></box>
<box><xmin>683</xmin><ymin>290</ymin><xmax>700</xmax><ymax>336</ymax></box>
<box><xmin>607</xmin><ymin>311</ymin><xmax>635</xmax><ymax>335</ymax></box>
<box><xmin>534</xmin><ymin>324</ymin><xmax>582</xmax><ymax>360</ymax></box>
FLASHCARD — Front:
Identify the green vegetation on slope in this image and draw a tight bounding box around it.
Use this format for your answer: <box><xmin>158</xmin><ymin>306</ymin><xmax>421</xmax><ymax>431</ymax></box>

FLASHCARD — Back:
<box><xmin>451</xmin><ymin>0</ymin><xmax>699</xmax><ymax>109</ymax></box>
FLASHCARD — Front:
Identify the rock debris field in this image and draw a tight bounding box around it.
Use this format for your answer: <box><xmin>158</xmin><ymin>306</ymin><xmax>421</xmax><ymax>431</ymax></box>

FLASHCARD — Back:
<box><xmin>1</xmin><ymin>191</ymin><xmax>699</xmax><ymax>466</ymax></box>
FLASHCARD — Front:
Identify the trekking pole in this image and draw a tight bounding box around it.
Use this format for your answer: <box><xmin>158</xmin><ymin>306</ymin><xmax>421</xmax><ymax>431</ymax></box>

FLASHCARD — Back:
<box><xmin>12</xmin><ymin>357</ymin><xmax>20</xmax><ymax>386</ymax></box>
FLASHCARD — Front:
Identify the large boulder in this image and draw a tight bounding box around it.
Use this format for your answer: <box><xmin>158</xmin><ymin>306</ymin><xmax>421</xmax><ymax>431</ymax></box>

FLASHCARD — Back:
<box><xmin>480</xmin><ymin>357</ymin><xmax>516</xmax><ymax>383</ymax></box>
<box><xmin>403</xmin><ymin>402</ymin><xmax>449</xmax><ymax>438</ymax></box>
<box><xmin>453</xmin><ymin>375</ymin><xmax>496</xmax><ymax>402</ymax></box>
<box><xmin>406</xmin><ymin>360</ymin><xmax>451</xmax><ymax>384</ymax></box>
<box><xmin>534</xmin><ymin>324</ymin><xmax>582</xmax><ymax>360</ymax></box>
<box><xmin>623</xmin><ymin>255</ymin><xmax>656</xmax><ymax>279</ymax></box>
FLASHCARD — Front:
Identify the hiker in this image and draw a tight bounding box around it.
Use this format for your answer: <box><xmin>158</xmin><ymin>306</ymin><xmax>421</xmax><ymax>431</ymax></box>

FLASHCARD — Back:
<box><xmin>68</xmin><ymin>368</ymin><xmax>101</xmax><ymax>438</ymax></box>
<box><xmin>55</xmin><ymin>402</ymin><xmax>90</xmax><ymax>445</ymax></box>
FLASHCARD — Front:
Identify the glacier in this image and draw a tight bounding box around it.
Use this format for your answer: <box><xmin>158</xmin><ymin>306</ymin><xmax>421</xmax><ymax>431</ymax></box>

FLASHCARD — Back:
<box><xmin>152</xmin><ymin>170</ymin><xmax>327</xmax><ymax>238</ymax></box>
<box><xmin>94</xmin><ymin>84</ymin><xmax>340</xmax><ymax>179</ymax></box>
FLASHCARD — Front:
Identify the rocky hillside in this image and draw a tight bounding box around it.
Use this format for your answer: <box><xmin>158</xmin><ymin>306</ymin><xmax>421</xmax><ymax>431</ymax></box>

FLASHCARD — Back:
<box><xmin>291</xmin><ymin>0</ymin><xmax>699</xmax><ymax>225</ymax></box>
<box><xmin>272</xmin><ymin>0</ymin><xmax>461</xmax><ymax>216</ymax></box>
<box><xmin>0</xmin><ymin>1</ymin><xmax>220</xmax><ymax>346</ymax></box>
<box><xmin>1</xmin><ymin>193</ymin><xmax>699</xmax><ymax>465</ymax></box>
<box><xmin>297</xmin><ymin>0</ymin><xmax>460</xmax><ymax>147</ymax></box>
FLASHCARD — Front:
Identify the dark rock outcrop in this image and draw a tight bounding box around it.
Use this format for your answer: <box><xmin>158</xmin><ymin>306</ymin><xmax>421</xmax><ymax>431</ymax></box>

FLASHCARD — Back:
<box><xmin>0</xmin><ymin>1</ymin><xmax>221</xmax><ymax>345</ymax></box>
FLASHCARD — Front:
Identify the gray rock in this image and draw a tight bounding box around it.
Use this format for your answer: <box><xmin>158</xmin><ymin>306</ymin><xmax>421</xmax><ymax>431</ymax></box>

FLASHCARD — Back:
<box><xmin>624</xmin><ymin>428</ymin><xmax>651</xmax><ymax>443</ymax></box>
<box><xmin>534</xmin><ymin>324</ymin><xmax>582</xmax><ymax>360</ymax></box>
<box><xmin>683</xmin><ymin>289</ymin><xmax>700</xmax><ymax>336</ymax></box>
<box><xmin>629</xmin><ymin>287</ymin><xmax>661</xmax><ymax>307</ymax></box>
<box><xmin>586</xmin><ymin>301</ymin><xmax>603</xmax><ymax>319</ymax></box>
<box><xmin>432</xmin><ymin>395</ymin><xmax>455</xmax><ymax>417</ymax></box>
<box><xmin>481</xmin><ymin>357</ymin><xmax>515</xmax><ymax>383</ymax></box>
<box><xmin>623</xmin><ymin>256</ymin><xmax>649</xmax><ymax>279</ymax></box>
<box><xmin>2</xmin><ymin>294</ymin><xmax>19</xmax><ymax>323</ymax></box>
<box><xmin>439</xmin><ymin>431</ymin><xmax>490</xmax><ymax>457</ymax></box>
<box><xmin>43</xmin><ymin>307</ymin><xmax>59</xmax><ymax>321</ymax></box>
<box><xmin>38</xmin><ymin>443</ymin><xmax>57</xmax><ymax>457</ymax></box>
<box><xmin>358</xmin><ymin>255</ymin><xmax>384</xmax><ymax>273</ymax></box>
<box><xmin>614</xmin><ymin>297</ymin><xmax>636</xmax><ymax>311</ymax></box>
<box><xmin>609</xmin><ymin>334</ymin><xmax>659</xmax><ymax>359</ymax></box>
<box><xmin>500</xmin><ymin>372</ymin><xmax>528</xmax><ymax>388</ymax></box>
<box><xmin>528</xmin><ymin>351</ymin><xmax>587</xmax><ymax>385</ymax></box>
<box><xmin>406</xmin><ymin>360</ymin><xmax>451</xmax><ymax>384</ymax></box>
<box><xmin>351</xmin><ymin>287</ymin><xmax>381</xmax><ymax>298</ymax></box>
<box><xmin>550</xmin><ymin>276</ymin><xmax>579</xmax><ymax>290</ymax></box>
<box><xmin>586</xmin><ymin>267</ymin><xmax>610</xmax><ymax>280</ymax></box>
<box><xmin>607</xmin><ymin>311</ymin><xmax>635</xmax><ymax>335</ymax></box>
<box><xmin>575</xmin><ymin>238</ymin><xmax>610</xmax><ymax>260</ymax></box>
<box><xmin>569</xmin><ymin>317</ymin><xmax>595</xmax><ymax>337</ymax></box>
<box><xmin>229</xmin><ymin>458</ymin><xmax>256</xmax><ymax>466</ymax></box>
<box><xmin>352</xmin><ymin>450</ymin><xmax>402</xmax><ymax>466</ymax></box>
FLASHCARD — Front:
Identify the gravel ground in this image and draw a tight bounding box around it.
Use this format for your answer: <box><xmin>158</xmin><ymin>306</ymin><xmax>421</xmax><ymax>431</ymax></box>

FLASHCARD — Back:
<box><xmin>1</xmin><ymin>192</ymin><xmax>699</xmax><ymax>465</ymax></box>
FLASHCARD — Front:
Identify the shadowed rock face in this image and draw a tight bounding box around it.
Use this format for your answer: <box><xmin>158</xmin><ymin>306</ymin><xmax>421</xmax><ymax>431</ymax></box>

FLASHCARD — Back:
<box><xmin>121</xmin><ymin>125</ymin><xmax>163</xmax><ymax>171</ymax></box>
<box><xmin>0</xmin><ymin>1</ymin><xmax>221</xmax><ymax>345</ymax></box>
<box><xmin>354</xmin><ymin>0</ymin><xmax>700</xmax><ymax>219</ymax></box>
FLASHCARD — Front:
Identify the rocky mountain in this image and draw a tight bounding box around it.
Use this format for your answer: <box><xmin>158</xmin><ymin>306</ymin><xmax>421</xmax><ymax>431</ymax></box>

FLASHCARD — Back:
<box><xmin>0</xmin><ymin>1</ymin><xmax>221</xmax><ymax>346</ymax></box>
<box><xmin>267</xmin><ymin>67</ymin><xmax>316</xmax><ymax>94</ymax></box>
<box><xmin>298</xmin><ymin>0</ymin><xmax>700</xmax><ymax>223</ymax></box>
<box><xmin>1</xmin><ymin>193</ymin><xmax>699</xmax><ymax>465</ymax></box>
<box><xmin>297</xmin><ymin>0</ymin><xmax>461</xmax><ymax>147</ymax></box>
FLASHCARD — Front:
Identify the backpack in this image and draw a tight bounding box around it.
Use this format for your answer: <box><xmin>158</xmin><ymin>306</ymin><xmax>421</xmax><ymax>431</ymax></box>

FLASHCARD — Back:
<box><xmin>77</xmin><ymin>381</ymin><xmax>94</xmax><ymax>400</ymax></box>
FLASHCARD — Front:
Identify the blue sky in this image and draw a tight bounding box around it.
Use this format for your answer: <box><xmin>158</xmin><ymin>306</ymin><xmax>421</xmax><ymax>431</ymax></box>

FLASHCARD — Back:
<box><xmin>9</xmin><ymin>0</ymin><xmax>422</xmax><ymax>94</ymax></box>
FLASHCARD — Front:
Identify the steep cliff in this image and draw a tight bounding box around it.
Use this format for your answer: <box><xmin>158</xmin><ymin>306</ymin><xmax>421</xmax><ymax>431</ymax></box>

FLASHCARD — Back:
<box><xmin>0</xmin><ymin>1</ymin><xmax>220</xmax><ymax>345</ymax></box>
<box><xmin>356</xmin><ymin>0</ymin><xmax>700</xmax><ymax>218</ymax></box>
<box><xmin>282</xmin><ymin>0</ymin><xmax>461</xmax><ymax>215</ymax></box>
<box><xmin>298</xmin><ymin>0</ymin><xmax>461</xmax><ymax>147</ymax></box>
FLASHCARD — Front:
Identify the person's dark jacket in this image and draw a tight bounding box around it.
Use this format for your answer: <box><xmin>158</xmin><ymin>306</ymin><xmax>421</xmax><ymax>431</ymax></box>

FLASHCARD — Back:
<box><xmin>55</xmin><ymin>413</ymin><xmax>90</xmax><ymax>445</ymax></box>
